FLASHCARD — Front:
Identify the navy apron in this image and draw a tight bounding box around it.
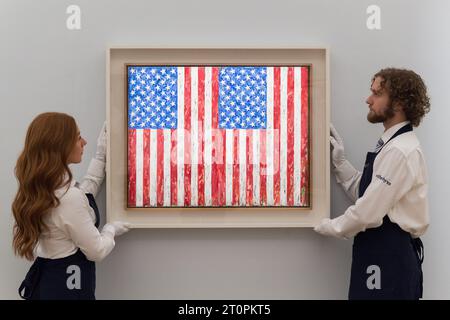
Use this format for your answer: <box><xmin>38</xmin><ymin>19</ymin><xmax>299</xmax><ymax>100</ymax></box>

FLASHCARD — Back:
<box><xmin>348</xmin><ymin>123</ymin><xmax>424</xmax><ymax>300</ymax></box>
<box><xmin>18</xmin><ymin>193</ymin><xmax>100</xmax><ymax>300</ymax></box>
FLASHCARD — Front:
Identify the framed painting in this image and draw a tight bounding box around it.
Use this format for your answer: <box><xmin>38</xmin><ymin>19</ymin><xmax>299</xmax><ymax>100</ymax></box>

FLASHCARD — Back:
<box><xmin>107</xmin><ymin>47</ymin><xmax>329</xmax><ymax>228</ymax></box>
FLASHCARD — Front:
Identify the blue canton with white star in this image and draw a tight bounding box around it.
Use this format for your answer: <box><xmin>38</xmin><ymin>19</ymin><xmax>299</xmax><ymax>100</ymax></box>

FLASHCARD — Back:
<box><xmin>218</xmin><ymin>67</ymin><xmax>267</xmax><ymax>129</ymax></box>
<box><xmin>128</xmin><ymin>66</ymin><xmax>178</xmax><ymax>129</ymax></box>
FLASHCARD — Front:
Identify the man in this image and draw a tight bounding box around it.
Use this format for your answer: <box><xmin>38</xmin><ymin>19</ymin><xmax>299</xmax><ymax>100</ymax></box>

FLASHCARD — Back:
<box><xmin>315</xmin><ymin>68</ymin><xmax>430</xmax><ymax>300</ymax></box>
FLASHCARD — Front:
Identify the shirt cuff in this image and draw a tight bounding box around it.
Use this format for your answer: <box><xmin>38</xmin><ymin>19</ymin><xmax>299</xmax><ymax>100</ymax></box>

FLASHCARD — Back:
<box><xmin>87</xmin><ymin>158</ymin><xmax>105</xmax><ymax>178</ymax></box>
<box><xmin>333</xmin><ymin>159</ymin><xmax>358</xmax><ymax>183</ymax></box>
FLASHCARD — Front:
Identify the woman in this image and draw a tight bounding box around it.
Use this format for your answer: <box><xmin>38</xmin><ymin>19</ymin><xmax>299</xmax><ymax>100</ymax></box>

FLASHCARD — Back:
<box><xmin>12</xmin><ymin>112</ymin><xmax>130</xmax><ymax>300</ymax></box>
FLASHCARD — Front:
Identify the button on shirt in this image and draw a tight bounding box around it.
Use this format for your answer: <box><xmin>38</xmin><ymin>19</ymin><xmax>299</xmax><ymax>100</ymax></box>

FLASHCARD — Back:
<box><xmin>34</xmin><ymin>158</ymin><xmax>115</xmax><ymax>261</ymax></box>
<box><xmin>320</xmin><ymin>121</ymin><xmax>429</xmax><ymax>239</ymax></box>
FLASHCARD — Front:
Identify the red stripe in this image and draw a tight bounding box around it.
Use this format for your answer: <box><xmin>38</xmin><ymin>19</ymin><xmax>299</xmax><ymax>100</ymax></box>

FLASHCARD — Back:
<box><xmin>197</xmin><ymin>67</ymin><xmax>205</xmax><ymax>206</ymax></box>
<box><xmin>184</xmin><ymin>67</ymin><xmax>191</xmax><ymax>206</ymax></box>
<box><xmin>211</xmin><ymin>67</ymin><xmax>220</xmax><ymax>206</ymax></box>
<box><xmin>246</xmin><ymin>130</ymin><xmax>253</xmax><ymax>206</ymax></box>
<box><xmin>128</xmin><ymin>129</ymin><xmax>136</xmax><ymax>207</ymax></box>
<box><xmin>156</xmin><ymin>130</ymin><xmax>164</xmax><ymax>206</ymax></box>
<box><xmin>143</xmin><ymin>129</ymin><xmax>150</xmax><ymax>206</ymax></box>
<box><xmin>260</xmin><ymin>130</ymin><xmax>267</xmax><ymax>205</ymax></box>
<box><xmin>171</xmin><ymin>129</ymin><xmax>177</xmax><ymax>206</ymax></box>
<box><xmin>219</xmin><ymin>130</ymin><xmax>226</xmax><ymax>206</ymax></box>
<box><xmin>273</xmin><ymin>67</ymin><xmax>281</xmax><ymax>205</ymax></box>
<box><xmin>287</xmin><ymin>67</ymin><xmax>295</xmax><ymax>206</ymax></box>
<box><xmin>232</xmin><ymin>130</ymin><xmax>239</xmax><ymax>205</ymax></box>
<box><xmin>301</xmin><ymin>67</ymin><xmax>309</xmax><ymax>206</ymax></box>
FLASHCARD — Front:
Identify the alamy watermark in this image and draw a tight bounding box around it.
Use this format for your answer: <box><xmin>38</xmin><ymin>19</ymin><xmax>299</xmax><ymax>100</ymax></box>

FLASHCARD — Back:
<box><xmin>66</xmin><ymin>265</ymin><xmax>81</xmax><ymax>290</ymax></box>
<box><xmin>66</xmin><ymin>5</ymin><xmax>81</xmax><ymax>30</ymax></box>
<box><xmin>366</xmin><ymin>264</ymin><xmax>381</xmax><ymax>290</ymax></box>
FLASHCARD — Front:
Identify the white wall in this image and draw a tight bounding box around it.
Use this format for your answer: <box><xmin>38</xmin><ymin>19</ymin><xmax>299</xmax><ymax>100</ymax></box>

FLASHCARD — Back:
<box><xmin>1</xmin><ymin>0</ymin><xmax>449</xmax><ymax>299</ymax></box>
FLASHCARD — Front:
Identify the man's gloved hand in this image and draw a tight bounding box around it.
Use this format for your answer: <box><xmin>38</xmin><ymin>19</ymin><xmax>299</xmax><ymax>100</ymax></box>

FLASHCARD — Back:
<box><xmin>95</xmin><ymin>121</ymin><xmax>107</xmax><ymax>162</ymax></box>
<box><xmin>330</xmin><ymin>123</ymin><xmax>346</xmax><ymax>168</ymax></box>
<box><xmin>103</xmin><ymin>221</ymin><xmax>132</xmax><ymax>237</ymax></box>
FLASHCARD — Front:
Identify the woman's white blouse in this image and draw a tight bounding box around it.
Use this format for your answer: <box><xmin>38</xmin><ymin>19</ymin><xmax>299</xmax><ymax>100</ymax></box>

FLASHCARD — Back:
<box><xmin>34</xmin><ymin>158</ymin><xmax>115</xmax><ymax>261</ymax></box>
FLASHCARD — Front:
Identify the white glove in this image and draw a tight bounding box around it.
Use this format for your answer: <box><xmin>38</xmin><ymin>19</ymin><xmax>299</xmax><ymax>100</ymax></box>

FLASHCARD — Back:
<box><xmin>95</xmin><ymin>121</ymin><xmax>107</xmax><ymax>162</ymax></box>
<box><xmin>314</xmin><ymin>218</ymin><xmax>333</xmax><ymax>236</ymax></box>
<box><xmin>103</xmin><ymin>221</ymin><xmax>131</xmax><ymax>237</ymax></box>
<box><xmin>330</xmin><ymin>123</ymin><xmax>345</xmax><ymax>168</ymax></box>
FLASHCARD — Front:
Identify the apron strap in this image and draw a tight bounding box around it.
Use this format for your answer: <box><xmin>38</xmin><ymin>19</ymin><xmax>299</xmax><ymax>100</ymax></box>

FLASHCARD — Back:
<box><xmin>412</xmin><ymin>237</ymin><xmax>424</xmax><ymax>298</ymax></box>
<box><xmin>18</xmin><ymin>259</ymin><xmax>42</xmax><ymax>300</ymax></box>
<box><xmin>412</xmin><ymin>237</ymin><xmax>424</xmax><ymax>264</ymax></box>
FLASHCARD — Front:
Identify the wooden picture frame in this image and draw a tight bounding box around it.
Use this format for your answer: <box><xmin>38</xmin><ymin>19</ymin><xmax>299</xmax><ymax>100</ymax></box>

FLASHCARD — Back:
<box><xmin>107</xmin><ymin>47</ymin><xmax>330</xmax><ymax>228</ymax></box>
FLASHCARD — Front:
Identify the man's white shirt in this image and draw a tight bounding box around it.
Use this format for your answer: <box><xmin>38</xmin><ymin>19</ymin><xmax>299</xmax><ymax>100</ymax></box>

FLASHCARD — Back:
<box><xmin>317</xmin><ymin>121</ymin><xmax>429</xmax><ymax>239</ymax></box>
<box><xmin>34</xmin><ymin>158</ymin><xmax>115</xmax><ymax>261</ymax></box>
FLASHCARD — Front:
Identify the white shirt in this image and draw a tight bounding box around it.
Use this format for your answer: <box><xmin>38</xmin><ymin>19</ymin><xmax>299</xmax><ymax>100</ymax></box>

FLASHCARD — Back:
<box><xmin>318</xmin><ymin>121</ymin><xmax>429</xmax><ymax>239</ymax></box>
<box><xmin>34</xmin><ymin>158</ymin><xmax>115</xmax><ymax>261</ymax></box>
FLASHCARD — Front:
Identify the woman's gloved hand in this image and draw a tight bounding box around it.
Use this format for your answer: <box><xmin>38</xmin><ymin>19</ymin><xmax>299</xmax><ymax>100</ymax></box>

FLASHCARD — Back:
<box><xmin>95</xmin><ymin>121</ymin><xmax>107</xmax><ymax>162</ymax></box>
<box><xmin>103</xmin><ymin>221</ymin><xmax>131</xmax><ymax>237</ymax></box>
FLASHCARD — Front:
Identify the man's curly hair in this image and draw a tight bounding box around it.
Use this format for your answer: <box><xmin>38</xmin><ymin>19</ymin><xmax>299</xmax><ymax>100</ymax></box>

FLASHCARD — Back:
<box><xmin>373</xmin><ymin>68</ymin><xmax>430</xmax><ymax>127</ymax></box>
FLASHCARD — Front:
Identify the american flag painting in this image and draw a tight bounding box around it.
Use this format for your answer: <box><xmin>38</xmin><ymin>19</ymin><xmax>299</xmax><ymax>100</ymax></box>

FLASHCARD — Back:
<box><xmin>127</xmin><ymin>65</ymin><xmax>310</xmax><ymax>208</ymax></box>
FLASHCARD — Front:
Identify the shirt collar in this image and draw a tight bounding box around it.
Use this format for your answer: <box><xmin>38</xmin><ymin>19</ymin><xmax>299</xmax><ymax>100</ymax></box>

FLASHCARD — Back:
<box><xmin>379</xmin><ymin>120</ymin><xmax>411</xmax><ymax>145</ymax></box>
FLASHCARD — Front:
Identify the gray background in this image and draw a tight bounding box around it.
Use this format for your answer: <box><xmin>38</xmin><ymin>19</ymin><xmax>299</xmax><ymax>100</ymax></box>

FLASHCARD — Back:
<box><xmin>1</xmin><ymin>0</ymin><xmax>449</xmax><ymax>299</ymax></box>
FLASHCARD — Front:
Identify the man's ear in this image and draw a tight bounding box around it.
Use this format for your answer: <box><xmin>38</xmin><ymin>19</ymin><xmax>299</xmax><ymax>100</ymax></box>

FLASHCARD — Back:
<box><xmin>392</xmin><ymin>101</ymin><xmax>404</xmax><ymax>112</ymax></box>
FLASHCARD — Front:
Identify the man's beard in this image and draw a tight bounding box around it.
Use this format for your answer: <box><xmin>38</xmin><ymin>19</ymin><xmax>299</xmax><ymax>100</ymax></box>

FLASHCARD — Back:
<box><xmin>367</xmin><ymin>104</ymin><xmax>395</xmax><ymax>123</ymax></box>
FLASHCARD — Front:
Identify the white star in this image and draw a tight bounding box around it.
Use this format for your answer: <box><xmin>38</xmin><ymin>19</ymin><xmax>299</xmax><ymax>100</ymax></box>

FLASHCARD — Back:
<box><xmin>130</xmin><ymin>68</ymin><xmax>136</xmax><ymax>74</ymax></box>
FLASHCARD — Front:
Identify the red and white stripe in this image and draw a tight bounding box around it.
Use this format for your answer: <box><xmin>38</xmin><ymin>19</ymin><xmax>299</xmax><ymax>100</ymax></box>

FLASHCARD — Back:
<box><xmin>128</xmin><ymin>66</ymin><xmax>309</xmax><ymax>207</ymax></box>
